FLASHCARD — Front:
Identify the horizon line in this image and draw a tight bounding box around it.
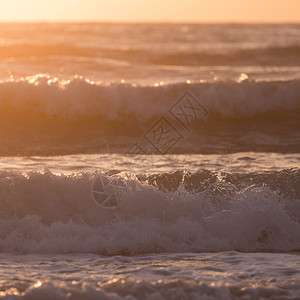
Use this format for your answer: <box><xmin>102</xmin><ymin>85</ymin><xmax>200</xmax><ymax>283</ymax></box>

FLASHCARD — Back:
<box><xmin>0</xmin><ymin>20</ymin><xmax>300</xmax><ymax>24</ymax></box>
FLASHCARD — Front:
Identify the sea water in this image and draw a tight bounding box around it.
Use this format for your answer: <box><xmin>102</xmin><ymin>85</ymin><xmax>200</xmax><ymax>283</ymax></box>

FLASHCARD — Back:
<box><xmin>0</xmin><ymin>23</ymin><xmax>299</xmax><ymax>299</ymax></box>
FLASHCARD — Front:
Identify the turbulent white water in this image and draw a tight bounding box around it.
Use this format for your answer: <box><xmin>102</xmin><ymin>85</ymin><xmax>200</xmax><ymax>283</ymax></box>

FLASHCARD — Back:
<box><xmin>0</xmin><ymin>153</ymin><xmax>299</xmax><ymax>299</ymax></box>
<box><xmin>0</xmin><ymin>162</ymin><xmax>299</xmax><ymax>254</ymax></box>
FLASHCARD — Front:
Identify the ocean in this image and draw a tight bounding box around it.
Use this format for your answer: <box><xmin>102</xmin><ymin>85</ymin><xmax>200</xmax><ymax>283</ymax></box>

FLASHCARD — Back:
<box><xmin>0</xmin><ymin>23</ymin><xmax>299</xmax><ymax>299</ymax></box>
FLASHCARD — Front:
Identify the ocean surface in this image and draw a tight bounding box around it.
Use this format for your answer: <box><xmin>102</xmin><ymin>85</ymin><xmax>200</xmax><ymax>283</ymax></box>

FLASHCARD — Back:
<box><xmin>0</xmin><ymin>23</ymin><xmax>299</xmax><ymax>299</ymax></box>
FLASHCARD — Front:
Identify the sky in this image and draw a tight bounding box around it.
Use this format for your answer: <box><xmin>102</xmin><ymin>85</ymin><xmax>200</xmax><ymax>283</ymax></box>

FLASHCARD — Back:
<box><xmin>0</xmin><ymin>0</ymin><xmax>299</xmax><ymax>22</ymax></box>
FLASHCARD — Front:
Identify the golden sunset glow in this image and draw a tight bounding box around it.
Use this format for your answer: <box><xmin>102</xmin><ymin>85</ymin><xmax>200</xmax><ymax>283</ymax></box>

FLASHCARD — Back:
<box><xmin>0</xmin><ymin>0</ymin><xmax>299</xmax><ymax>22</ymax></box>
<box><xmin>0</xmin><ymin>0</ymin><xmax>299</xmax><ymax>295</ymax></box>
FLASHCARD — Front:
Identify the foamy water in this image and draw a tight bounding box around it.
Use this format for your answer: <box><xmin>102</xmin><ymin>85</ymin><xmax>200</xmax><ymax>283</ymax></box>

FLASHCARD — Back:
<box><xmin>1</xmin><ymin>252</ymin><xmax>299</xmax><ymax>299</ymax></box>
<box><xmin>0</xmin><ymin>23</ymin><xmax>299</xmax><ymax>299</ymax></box>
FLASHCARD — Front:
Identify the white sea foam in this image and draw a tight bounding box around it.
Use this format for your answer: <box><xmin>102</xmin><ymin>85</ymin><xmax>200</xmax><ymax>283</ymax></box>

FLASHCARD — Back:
<box><xmin>0</xmin><ymin>169</ymin><xmax>299</xmax><ymax>254</ymax></box>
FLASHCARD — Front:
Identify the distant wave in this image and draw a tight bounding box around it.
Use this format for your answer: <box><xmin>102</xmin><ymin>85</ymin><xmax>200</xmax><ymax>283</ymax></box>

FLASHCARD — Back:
<box><xmin>0</xmin><ymin>168</ymin><xmax>299</xmax><ymax>254</ymax></box>
<box><xmin>1</xmin><ymin>75</ymin><xmax>299</xmax><ymax>119</ymax></box>
<box><xmin>0</xmin><ymin>75</ymin><xmax>299</xmax><ymax>155</ymax></box>
<box><xmin>96</xmin><ymin>46</ymin><xmax>300</xmax><ymax>66</ymax></box>
<box><xmin>1</xmin><ymin>44</ymin><xmax>300</xmax><ymax>66</ymax></box>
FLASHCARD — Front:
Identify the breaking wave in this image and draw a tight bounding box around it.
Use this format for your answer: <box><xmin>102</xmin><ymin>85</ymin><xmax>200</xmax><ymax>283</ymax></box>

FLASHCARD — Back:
<box><xmin>0</xmin><ymin>75</ymin><xmax>299</xmax><ymax>155</ymax></box>
<box><xmin>0</xmin><ymin>168</ymin><xmax>299</xmax><ymax>254</ymax></box>
<box><xmin>1</xmin><ymin>75</ymin><xmax>299</xmax><ymax>119</ymax></box>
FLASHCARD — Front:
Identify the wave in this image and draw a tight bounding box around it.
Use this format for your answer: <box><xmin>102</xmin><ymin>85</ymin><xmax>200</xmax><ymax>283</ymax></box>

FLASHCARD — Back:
<box><xmin>1</xmin><ymin>75</ymin><xmax>299</xmax><ymax>119</ymax></box>
<box><xmin>0</xmin><ymin>76</ymin><xmax>299</xmax><ymax>155</ymax></box>
<box><xmin>1</xmin><ymin>44</ymin><xmax>300</xmax><ymax>66</ymax></box>
<box><xmin>0</xmin><ymin>168</ymin><xmax>299</xmax><ymax>254</ymax></box>
<box><xmin>95</xmin><ymin>46</ymin><xmax>300</xmax><ymax>66</ymax></box>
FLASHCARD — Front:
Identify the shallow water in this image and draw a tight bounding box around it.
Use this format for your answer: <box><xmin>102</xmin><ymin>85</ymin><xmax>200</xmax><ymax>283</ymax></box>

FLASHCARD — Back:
<box><xmin>0</xmin><ymin>253</ymin><xmax>299</xmax><ymax>299</ymax></box>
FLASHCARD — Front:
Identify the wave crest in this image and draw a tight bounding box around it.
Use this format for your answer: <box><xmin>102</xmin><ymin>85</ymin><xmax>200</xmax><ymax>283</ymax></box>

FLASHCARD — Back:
<box><xmin>0</xmin><ymin>169</ymin><xmax>299</xmax><ymax>254</ymax></box>
<box><xmin>0</xmin><ymin>76</ymin><xmax>299</xmax><ymax>155</ymax></box>
<box><xmin>1</xmin><ymin>75</ymin><xmax>299</xmax><ymax>119</ymax></box>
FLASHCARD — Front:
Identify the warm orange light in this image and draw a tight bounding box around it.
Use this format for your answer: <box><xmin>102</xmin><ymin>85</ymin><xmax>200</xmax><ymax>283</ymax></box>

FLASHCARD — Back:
<box><xmin>0</xmin><ymin>0</ymin><xmax>299</xmax><ymax>23</ymax></box>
